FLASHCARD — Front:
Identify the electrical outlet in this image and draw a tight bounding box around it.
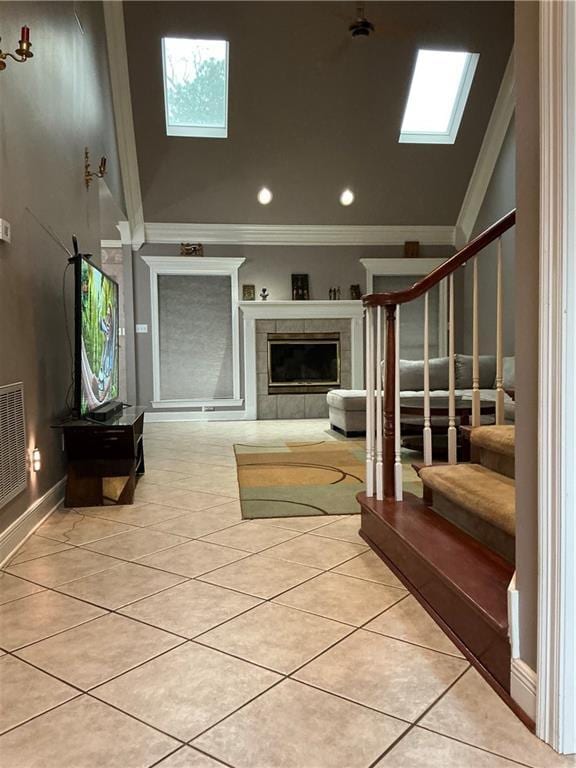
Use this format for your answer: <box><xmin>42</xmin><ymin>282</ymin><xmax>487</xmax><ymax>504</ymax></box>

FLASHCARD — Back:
<box><xmin>135</xmin><ymin>324</ymin><xmax>148</xmax><ymax>334</ymax></box>
<box><xmin>0</xmin><ymin>219</ymin><xmax>11</xmax><ymax>243</ymax></box>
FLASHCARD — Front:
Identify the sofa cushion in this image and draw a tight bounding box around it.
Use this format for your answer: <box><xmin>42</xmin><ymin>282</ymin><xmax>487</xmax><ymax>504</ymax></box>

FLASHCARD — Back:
<box><xmin>399</xmin><ymin>357</ymin><xmax>450</xmax><ymax>391</ymax></box>
<box><xmin>455</xmin><ymin>355</ymin><xmax>497</xmax><ymax>389</ymax></box>
<box><xmin>503</xmin><ymin>356</ymin><xmax>515</xmax><ymax>390</ymax></box>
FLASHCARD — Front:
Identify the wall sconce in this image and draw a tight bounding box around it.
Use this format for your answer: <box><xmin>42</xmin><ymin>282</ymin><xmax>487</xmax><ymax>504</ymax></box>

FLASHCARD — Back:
<box><xmin>31</xmin><ymin>448</ymin><xmax>41</xmax><ymax>473</ymax></box>
<box><xmin>84</xmin><ymin>147</ymin><xmax>107</xmax><ymax>188</ymax></box>
<box><xmin>0</xmin><ymin>26</ymin><xmax>33</xmax><ymax>71</ymax></box>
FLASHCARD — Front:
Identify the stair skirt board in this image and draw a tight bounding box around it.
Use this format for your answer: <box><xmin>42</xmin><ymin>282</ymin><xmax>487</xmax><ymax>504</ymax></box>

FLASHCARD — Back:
<box><xmin>357</xmin><ymin>491</ymin><xmax>533</xmax><ymax>727</ymax></box>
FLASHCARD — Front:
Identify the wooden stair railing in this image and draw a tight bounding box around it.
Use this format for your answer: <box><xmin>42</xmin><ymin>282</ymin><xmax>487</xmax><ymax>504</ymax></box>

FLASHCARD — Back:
<box><xmin>363</xmin><ymin>209</ymin><xmax>516</xmax><ymax>501</ymax></box>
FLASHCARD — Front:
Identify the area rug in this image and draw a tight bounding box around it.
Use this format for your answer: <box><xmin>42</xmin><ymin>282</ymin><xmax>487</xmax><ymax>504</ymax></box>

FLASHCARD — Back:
<box><xmin>234</xmin><ymin>440</ymin><xmax>365</xmax><ymax>519</ymax></box>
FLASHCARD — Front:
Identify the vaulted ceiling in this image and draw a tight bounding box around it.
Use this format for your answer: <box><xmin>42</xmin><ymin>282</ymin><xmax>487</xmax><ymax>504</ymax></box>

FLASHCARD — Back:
<box><xmin>123</xmin><ymin>1</ymin><xmax>513</xmax><ymax>227</ymax></box>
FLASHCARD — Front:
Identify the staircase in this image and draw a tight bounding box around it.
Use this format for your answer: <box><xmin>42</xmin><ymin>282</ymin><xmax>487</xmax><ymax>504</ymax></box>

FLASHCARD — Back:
<box><xmin>358</xmin><ymin>211</ymin><xmax>521</xmax><ymax>712</ymax></box>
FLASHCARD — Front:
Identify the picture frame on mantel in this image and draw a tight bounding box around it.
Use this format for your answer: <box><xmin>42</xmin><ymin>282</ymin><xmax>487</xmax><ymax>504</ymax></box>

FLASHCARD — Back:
<box><xmin>242</xmin><ymin>284</ymin><xmax>256</xmax><ymax>301</ymax></box>
<box><xmin>291</xmin><ymin>274</ymin><xmax>310</xmax><ymax>300</ymax></box>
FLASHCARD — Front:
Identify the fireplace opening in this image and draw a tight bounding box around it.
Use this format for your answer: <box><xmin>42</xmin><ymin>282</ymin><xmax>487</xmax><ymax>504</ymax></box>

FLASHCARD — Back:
<box><xmin>268</xmin><ymin>332</ymin><xmax>340</xmax><ymax>394</ymax></box>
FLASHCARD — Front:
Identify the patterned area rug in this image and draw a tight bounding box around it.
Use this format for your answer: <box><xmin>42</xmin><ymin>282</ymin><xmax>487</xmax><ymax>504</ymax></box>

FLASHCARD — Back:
<box><xmin>234</xmin><ymin>440</ymin><xmax>365</xmax><ymax>519</ymax></box>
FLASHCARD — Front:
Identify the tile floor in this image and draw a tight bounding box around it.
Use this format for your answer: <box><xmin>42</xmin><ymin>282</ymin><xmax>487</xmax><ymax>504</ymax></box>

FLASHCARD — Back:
<box><xmin>0</xmin><ymin>419</ymin><xmax>573</xmax><ymax>768</ymax></box>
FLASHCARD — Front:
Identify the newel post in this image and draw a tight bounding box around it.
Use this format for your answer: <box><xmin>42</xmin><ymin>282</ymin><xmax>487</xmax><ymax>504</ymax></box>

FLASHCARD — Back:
<box><xmin>383</xmin><ymin>304</ymin><xmax>397</xmax><ymax>498</ymax></box>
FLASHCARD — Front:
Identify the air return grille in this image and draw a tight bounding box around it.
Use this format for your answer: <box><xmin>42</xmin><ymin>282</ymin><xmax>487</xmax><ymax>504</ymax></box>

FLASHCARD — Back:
<box><xmin>0</xmin><ymin>383</ymin><xmax>27</xmax><ymax>510</ymax></box>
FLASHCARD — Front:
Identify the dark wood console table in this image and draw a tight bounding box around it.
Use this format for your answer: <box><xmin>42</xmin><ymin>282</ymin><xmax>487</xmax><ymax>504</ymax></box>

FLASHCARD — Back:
<box><xmin>59</xmin><ymin>406</ymin><xmax>146</xmax><ymax>507</ymax></box>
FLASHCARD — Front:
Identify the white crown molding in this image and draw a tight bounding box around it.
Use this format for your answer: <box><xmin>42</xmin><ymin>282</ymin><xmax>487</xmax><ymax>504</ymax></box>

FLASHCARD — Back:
<box><xmin>537</xmin><ymin>2</ymin><xmax>576</xmax><ymax>754</ymax></box>
<box><xmin>144</xmin><ymin>222</ymin><xmax>456</xmax><ymax>247</ymax></box>
<box><xmin>511</xmin><ymin>658</ymin><xmax>537</xmax><ymax>723</ymax></box>
<box><xmin>101</xmin><ymin>240</ymin><xmax>122</xmax><ymax>249</ymax></box>
<box><xmin>455</xmin><ymin>50</ymin><xmax>515</xmax><ymax>248</ymax></box>
<box><xmin>141</xmin><ymin>256</ymin><xmax>246</xmax><ymax>273</ymax></box>
<box><xmin>103</xmin><ymin>3</ymin><xmax>145</xmax><ymax>250</ymax></box>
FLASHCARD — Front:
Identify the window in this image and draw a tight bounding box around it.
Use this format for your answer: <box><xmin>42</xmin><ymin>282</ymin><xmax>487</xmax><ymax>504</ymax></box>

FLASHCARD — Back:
<box><xmin>162</xmin><ymin>37</ymin><xmax>229</xmax><ymax>138</ymax></box>
<box><xmin>399</xmin><ymin>49</ymin><xmax>479</xmax><ymax>144</ymax></box>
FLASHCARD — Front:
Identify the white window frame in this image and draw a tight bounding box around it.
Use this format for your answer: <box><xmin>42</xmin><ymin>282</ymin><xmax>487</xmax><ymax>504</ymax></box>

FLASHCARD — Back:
<box><xmin>399</xmin><ymin>50</ymin><xmax>479</xmax><ymax>145</ymax></box>
<box><xmin>161</xmin><ymin>38</ymin><xmax>229</xmax><ymax>139</ymax></box>
<box><xmin>142</xmin><ymin>256</ymin><xmax>245</xmax><ymax>408</ymax></box>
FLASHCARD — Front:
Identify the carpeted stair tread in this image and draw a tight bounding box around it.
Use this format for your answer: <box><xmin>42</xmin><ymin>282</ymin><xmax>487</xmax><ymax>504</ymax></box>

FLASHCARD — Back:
<box><xmin>470</xmin><ymin>425</ymin><xmax>515</xmax><ymax>457</ymax></box>
<box><xmin>419</xmin><ymin>463</ymin><xmax>515</xmax><ymax>536</ymax></box>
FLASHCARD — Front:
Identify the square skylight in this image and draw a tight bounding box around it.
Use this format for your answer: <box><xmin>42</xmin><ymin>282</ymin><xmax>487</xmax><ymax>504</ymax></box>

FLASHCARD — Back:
<box><xmin>162</xmin><ymin>37</ymin><xmax>229</xmax><ymax>138</ymax></box>
<box><xmin>399</xmin><ymin>49</ymin><xmax>479</xmax><ymax>144</ymax></box>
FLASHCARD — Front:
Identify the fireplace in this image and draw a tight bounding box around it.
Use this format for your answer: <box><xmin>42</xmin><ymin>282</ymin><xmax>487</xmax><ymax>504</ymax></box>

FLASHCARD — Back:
<box><xmin>267</xmin><ymin>332</ymin><xmax>340</xmax><ymax>394</ymax></box>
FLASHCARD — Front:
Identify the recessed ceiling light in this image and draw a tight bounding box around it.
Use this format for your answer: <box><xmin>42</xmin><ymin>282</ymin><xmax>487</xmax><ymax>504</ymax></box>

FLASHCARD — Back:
<box><xmin>257</xmin><ymin>187</ymin><xmax>273</xmax><ymax>205</ymax></box>
<box><xmin>340</xmin><ymin>189</ymin><xmax>355</xmax><ymax>206</ymax></box>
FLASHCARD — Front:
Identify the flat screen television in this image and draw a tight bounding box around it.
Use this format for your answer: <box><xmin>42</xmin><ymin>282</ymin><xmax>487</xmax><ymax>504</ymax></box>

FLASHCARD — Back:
<box><xmin>74</xmin><ymin>256</ymin><xmax>120</xmax><ymax>416</ymax></box>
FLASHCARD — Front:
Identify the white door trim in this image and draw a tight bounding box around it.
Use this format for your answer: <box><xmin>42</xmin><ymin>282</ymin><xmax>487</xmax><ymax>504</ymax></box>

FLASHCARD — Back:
<box><xmin>141</xmin><ymin>256</ymin><xmax>246</xmax><ymax>409</ymax></box>
<box><xmin>537</xmin><ymin>0</ymin><xmax>576</xmax><ymax>753</ymax></box>
<box><xmin>360</xmin><ymin>258</ymin><xmax>449</xmax><ymax>357</ymax></box>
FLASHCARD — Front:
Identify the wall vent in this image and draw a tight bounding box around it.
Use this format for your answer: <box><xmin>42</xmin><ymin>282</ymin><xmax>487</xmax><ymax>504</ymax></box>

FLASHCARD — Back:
<box><xmin>0</xmin><ymin>382</ymin><xmax>27</xmax><ymax>510</ymax></box>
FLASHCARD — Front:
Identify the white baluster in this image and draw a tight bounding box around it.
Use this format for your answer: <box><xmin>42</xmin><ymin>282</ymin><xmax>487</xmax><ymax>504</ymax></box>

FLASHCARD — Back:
<box><xmin>423</xmin><ymin>292</ymin><xmax>432</xmax><ymax>465</ymax></box>
<box><xmin>365</xmin><ymin>307</ymin><xmax>375</xmax><ymax>497</ymax></box>
<box><xmin>448</xmin><ymin>275</ymin><xmax>457</xmax><ymax>464</ymax></box>
<box><xmin>495</xmin><ymin>237</ymin><xmax>504</xmax><ymax>424</ymax></box>
<box><xmin>375</xmin><ymin>306</ymin><xmax>384</xmax><ymax>500</ymax></box>
<box><xmin>394</xmin><ymin>306</ymin><xmax>403</xmax><ymax>500</ymax></box>
<box><xmin>472</xmin><ymin>257</ymin><xmax>481</xmax><ymax>427</ymax></box>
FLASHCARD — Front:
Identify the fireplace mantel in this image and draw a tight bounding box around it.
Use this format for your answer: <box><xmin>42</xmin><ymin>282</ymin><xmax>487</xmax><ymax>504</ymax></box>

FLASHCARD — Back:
<box><xmin>240</xmin><ymin>301</ymin><xmax>364</xmax><ymax>420</ymax></box>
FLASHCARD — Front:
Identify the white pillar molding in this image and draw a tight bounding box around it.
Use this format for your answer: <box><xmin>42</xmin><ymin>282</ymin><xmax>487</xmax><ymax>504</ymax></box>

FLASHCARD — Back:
<box><xmin>537</xmin><ymin>0</ymin><xmax>576</xmax><ymax>753</ymax></box>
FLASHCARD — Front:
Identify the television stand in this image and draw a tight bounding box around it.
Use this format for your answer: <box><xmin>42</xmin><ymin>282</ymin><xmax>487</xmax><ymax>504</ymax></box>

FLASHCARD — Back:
<box><xmin>59</xmin><ymin>406</ymin><xmax>146</xmax><ymax>507</ymax></box>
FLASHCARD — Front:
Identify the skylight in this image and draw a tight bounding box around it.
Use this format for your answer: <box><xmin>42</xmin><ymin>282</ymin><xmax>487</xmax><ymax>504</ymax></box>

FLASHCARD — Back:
<box><xmin>399</xmin><ymin>49</ymin><xmax>479</xmax><ymax>144</ymax></box>
<box><xmin>162</xmin><ymin>37</ymin><xmax>229</xmax><ymax>138</ymax></box>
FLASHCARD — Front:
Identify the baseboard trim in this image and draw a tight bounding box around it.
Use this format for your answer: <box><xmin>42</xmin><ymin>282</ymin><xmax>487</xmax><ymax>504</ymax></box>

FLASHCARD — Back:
<box><xmin>0</xmin><ymin>478</ymin><xmax>66</xmax><ymax>568</ymax></box>
<box><xmin>511</xmin><ymin>658</ymin><xmax>537</xmax><ymax>722</ymax></box>
<box><xmin>144</xmin><ymin>410</ymin><xmax>249</xmax><ymax>423</ymax></box>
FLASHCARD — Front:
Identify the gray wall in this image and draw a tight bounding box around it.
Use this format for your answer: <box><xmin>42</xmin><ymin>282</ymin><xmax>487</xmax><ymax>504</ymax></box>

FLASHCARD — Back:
<box><xmin>133</xmin><ymin>243</ymin><xmax>453</xmax><ymax>408</ymax></box>
<box><xmin>514</xmin><ymin>1</ymin><xmax>539</xmax><ymax>671</ymax></box>
<box><xmin>124</xmin><ymin>1</ymin><xmax>513</xmax><ymax>226</ymax></box>
<box><xmin>0</xmin><ymin>1</ymin><xmax>122</xmax><ymax>535</ymax></box>
<box><xmin>456</xmin><ymin>119</ymin><xmax>516</xmax><ymax>355</ymax></box>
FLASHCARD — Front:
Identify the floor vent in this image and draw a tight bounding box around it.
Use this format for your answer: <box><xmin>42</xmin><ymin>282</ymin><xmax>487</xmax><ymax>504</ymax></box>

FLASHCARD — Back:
<box><xmin>0</xmin><ymin>382</ymin><xmax>27</xmax><ymax>510</ymax></box>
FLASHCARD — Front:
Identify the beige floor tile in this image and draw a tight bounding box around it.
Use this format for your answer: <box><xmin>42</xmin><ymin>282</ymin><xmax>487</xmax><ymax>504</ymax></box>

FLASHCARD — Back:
<box><xmin>0</xmin><ymin>590</ymin><xmax>105</xmax><ymax>651</ymax></box>
<box><xmin>0</xmin><ymin>655</ymin><xmax>78</xmax><ymax>734</ymax></box>
<box><xmin>156</xmin><ymin>748</ymin><xmax>224</xmax><ymax>767</ymax></box>
<box><xmin>16</xmin><ymin>613</ymin><xmax>181</xmax><ymax>690</ymax></box>
<box><xmin>194</xmin><ymin>679</ymin><xmax>408</xmax><ymax>768</ymax></box>
<box><xmin>7</xmin><ymin>534</ymin><xmax>72</xmax><ymax>565</ymax></box>
<box><xmin>167</xmin><ymin>476</ymin><xmax>239</xmax><ymax>497</ymax></box>
<box><xmin>198</xmin><ymin>553</ymin><xmax>321</xmax><ymax>598</ymax></box>
<box><xmin>134</xmin><ymin>485</ymin><xmax>234</xmax><ymax>511</ymax></box>
<box><xmin>5</xmin><ymin>548</ymin><xmax>122</xmax><ymax>588</ymax></box>
<box><xmin>294</xmin><ymin>629</ymin><xmax>467</xmax><ymax>722</ymax></box>
<box><xmin>274</xmin><ymin>572</ymin><xmax>407</xmax><ymax>626</ymax></box>
<box><xmin>365</xmin><ymin>595</ymin><xmax>463</xmax><ymax>656</ymax></box>
<box><xmin>0</xmin><ymin>572</ymin><xmax>44</xmax><ymax>605</ymax></box>
<box><xmin>311</xmin><ymin>514</ymin><xmax>365</xmax><ymax>544</ymax></box>
<box><xmin>264</xmin><ymin>533</ymin><xmax>367</xmax><ymax>570</ymax></box>
<box><xmin>150</xmin><ymin>507</ymin><xmax>243</xmax><ymax>538</ymax></box>
<box><xmin>82</xmin><ymin>527</ymin><xmax>188</xmax><ymax>560</ymax></box>
<box><xmin>56</xmin><ymin>561</ymin><xmax>187</xmax><ymax>609</ymax></box>
<box><xmin>93</xmin><ymin>642</ymin><xmax>280</xmax><ymax>741</ymax></box>
<box><xmin>0</xmin><ymin>695</ymin><xmax>177</xmax><ymax>768</ymax></box>
<box><xmin>253</xmin><ymin>514</ymin><xmax>346</xmax><ymax>532</ymax></box>
<box><xmin>200</xmin><ymin>521</ymin><xmax>300</xmax><ymax>552</ymax></box>
<box><xmin>198</xmin><ymin>601</ymin><xmax>352</xmax><ymax>673</ymax></box>
<box><xmin>375</xmin><ymin>726</ymin><xmax>523</xmax><ymax>767</ymax></box>
<box><xmin>134</xmin><ymin>468</ymin><xmax>191</xmax><ymax>486</ymax></box>
<box><xmin>36</xmin><ymin>510</ymin><xmax>132</xmax><ymax>545</ymax></box>
<box><xmin>420</xmin><ymin>668</ymin><xmax>576</xmax><ymax>767</ymax></box>
<box><xmin>137</xmin><ymin>540</ymin><xmax>248</xmax><ymax>577</ymax></box>
<box><xmin>82</xmin><ymin>502</ymin><xmax>186</xmax><ymax>527</ymax></box>
<box><xmin>120</xmin><ymin>580</ymin><xmax>260</xmax><ymax>638</ymax></box>
<box><xmin>333</xmin><ymin>549</ymin><xmax>405</xmax><ymax>588</ymax></box>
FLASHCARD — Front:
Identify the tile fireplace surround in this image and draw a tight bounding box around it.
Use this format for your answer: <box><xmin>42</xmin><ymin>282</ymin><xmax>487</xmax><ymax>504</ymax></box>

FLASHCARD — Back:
<box><xmin>240</xmin><ymin>301</ymin><xmax>364</xmax><ymax>420</ymax></box>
